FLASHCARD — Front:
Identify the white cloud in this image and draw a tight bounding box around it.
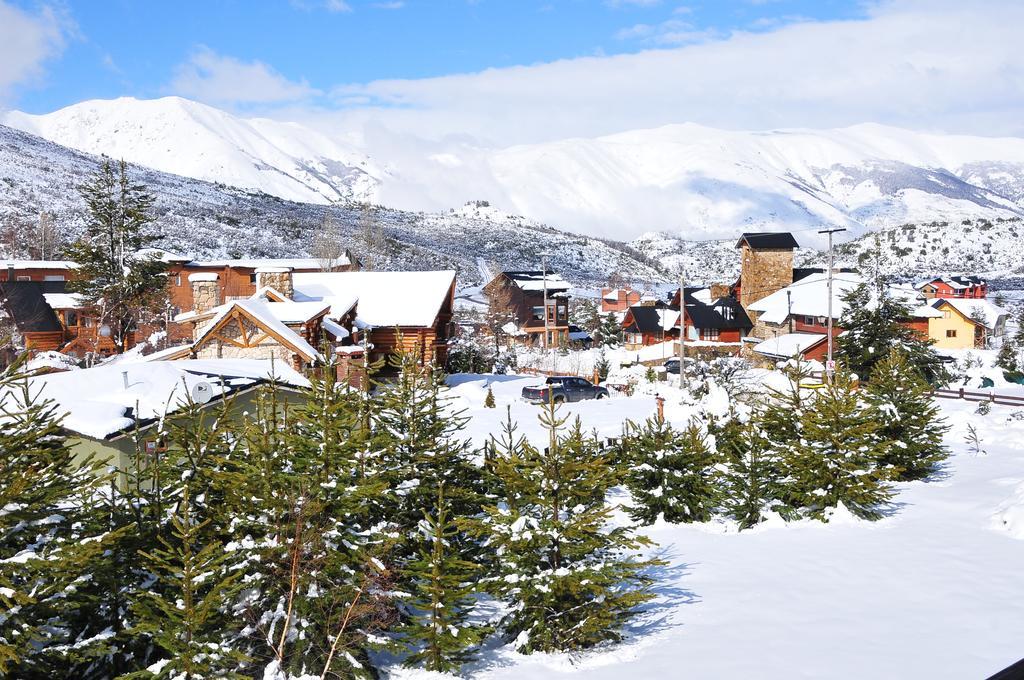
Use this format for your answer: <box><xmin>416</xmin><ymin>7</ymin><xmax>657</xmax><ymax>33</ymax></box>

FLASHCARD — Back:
<box><xmin>169</xmin><ymin>46</ymin><xmax>321</xmax><ymax>105</ymax></box>
<box><xmin>372</xmin><ymin>1</ymin><xmax>405</xmax><ymax>8</ymax></box>
<box><xmin>615</xmin><ymin>19</ymin><xmax>719</xmax><ymax>45</ymax></box>
<box><xmin>0</xmin><ymin>2</ymin><xmax>67</xmax><ymax>105</ymax></box>
<box><xmin>325</xmin><ymin>0</ymin><xmax>353</xmax><ymax>12</ymax></box>
<box><xmin>316</xmin><ymin>0</ymin><xmax>1024</xmax><ymax>146</ymax></box>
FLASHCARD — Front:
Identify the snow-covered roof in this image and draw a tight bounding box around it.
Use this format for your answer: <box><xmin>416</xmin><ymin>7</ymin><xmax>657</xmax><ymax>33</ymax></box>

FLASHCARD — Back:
<box><xmin>293</xmin><ymin>270</ymin><xmax>456</xmax><ymax>328</ymax></box>
<box><xmin>322</xmin><ymin>318</ymin><xmax>350</xmax><ymax>340</ymax></box>
<box><xmin>188</xmin><ymin>272</ymin><xmax>219</xmax><ymax>282</ymax></box>
<box><xmin>501</xmin><ymin>271</ymin><xmax>570</xmax><ymax>292</ymax></box>
<box><xmin>0</xmin><ymin>260</ymin><xmax>77</xmax><ymax>270</ymax></box>
<box><xmin>42</xmin><ymin>292</ymin><xmax>84</xmax><ymax>309</ymax></box>
<box><xmin>932</xmin><ymin>298</ymin><xmax>1008</xmax><ymax>330</ymax></box>
<box><xmin>917</xmin><ymin>274</ymin><xmax>985</xmax><ymax>290</ymax></box>
<box><xmin>137</xmin><ymin>247</ymin><xmax>190</xmax><ymax>263</ymax></box>
<box><xmin>752</xmin><ymin>333</ymin><xmax>827</xmax><ymax>359</ymax></box>
<box><xmin>748</xmin><ymin>273</ymin><xmax>864</xmax><ymax>324</ymax></box>
<box><xmin>195</xmin><ymin>299</ymin><xmax>323</xmax><ymax>362</ymax></box>
<box><xmin>4</xmin><ymin>359</ymin><xmax>308</xmax><ymax>439</ymax></box>
<box><xmin>191</xmin><ymin>257</ymin><xmax>347</xmax><ymax>269</ymax></box>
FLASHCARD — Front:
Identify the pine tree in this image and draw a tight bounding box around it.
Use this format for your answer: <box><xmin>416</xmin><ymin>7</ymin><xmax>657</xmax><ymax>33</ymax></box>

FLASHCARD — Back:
<box><xmin>0</xmin><ymin>360</ymin><xmax>114</xmax><ymax>676</ymax></box>
<box><xmin>624</xmin><ymin>414</ymin><xmax>719</xmax><ymax>525</ymax></box>
<box><xmin>595</xmin><ymin>348</ymin><xmax>611</xmax><ymax>382</ymax></box>
<box><xmin>782</xmin><ymin>370</ymin><xmax>894</xmax><ymax>520</ymax></box>
<box><xmin>837</xmin><ymin>283</ymin><xmax>944</xmax><ymax>384</ymax></box>
<box><xmin>230</xmin><ymin>366</ymin><xmax>396</xmax><ymax>679</ymax></box>
<box><xmin>717</xmin><ymin>417</ymin><xmax>782</xmax><ymax>530</ymax></box>
<box><xmin>484</xmin><ymin>385</ymin><xmax>496</xmax><ymax>408</ymax></box>
<box><xmin>482</xmin><ymin>402</ymin><xmax>659</xmax><ymax>653</ymax></box>
<box><xmin>400</xmin><ymin>484</ymin><xmax>486</xmax><ymax>672</ymax></box>
<box><xmin>129</xmin><ymin>486</ymin><xmax>247</xmax><ymax>680</ymax></box>
<box><xmin>595</xmin><ymin>312</ymin><xmax>623</xmax><ymax>347</ymax></box>
<box><xmin>65</xmin><ymin>159</ymin><xmax>168</xmax><ymax>353</ymax></box>
<box><xmin>373</xmin><ymin>345</ymin><xmax>484</xmax><ymax>555</ymax></box>
<box><xmin>124</xmin><ymin>393</ymin><xmax>249</xmax><ymax>678</ymax></box>
<box><xmin>866</xmin><ymin>350</ymin><xmax>949</xmax><ymax>480</ymax></box>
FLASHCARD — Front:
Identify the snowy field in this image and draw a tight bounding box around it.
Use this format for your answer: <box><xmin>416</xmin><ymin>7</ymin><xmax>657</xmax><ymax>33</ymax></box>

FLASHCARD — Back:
<box><xmin>414</xmin><ymin>374</ymin><xmax>1024</xmax><ymax>680</ymax></box>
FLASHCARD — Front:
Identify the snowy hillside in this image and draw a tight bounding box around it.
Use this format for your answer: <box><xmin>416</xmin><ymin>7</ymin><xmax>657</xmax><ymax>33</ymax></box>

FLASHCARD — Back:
<box><xmin>5</xmin><ymin>97</ymin><xmax>382</xmax><ymax>206</ymax></box>
<box><xmin>11</xmin><ymin>98</ymin><xmax>1024</xmax><ymax>242</ymax></box>
<box><xmin>0</xmin><ymin>123</ymin><xmax>664</xmax><ymax>287</ymax></box>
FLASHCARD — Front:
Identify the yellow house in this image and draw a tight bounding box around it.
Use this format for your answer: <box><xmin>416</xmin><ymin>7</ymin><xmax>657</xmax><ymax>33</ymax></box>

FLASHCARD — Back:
<box><xmin>927</xmin><ymin>298</ymin><xmax>1007</xmax><ymax>350</ymax></box>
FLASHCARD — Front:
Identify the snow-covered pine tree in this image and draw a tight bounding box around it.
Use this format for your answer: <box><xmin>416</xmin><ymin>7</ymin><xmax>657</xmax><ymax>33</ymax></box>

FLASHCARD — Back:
<box><xmin>716</xmin><ymin>416</ymin><xmax>782</xmax><ymax>530</ymax></box>
<box><xmin>837</xmin><ymin>283</ymin><xmax>944</xmax><ymax>384</ymax></box>
<box><xmin>866</xmin><ymin>349</ymin><xmax>950</xmax><ymax>481</ymax></box>
<box><xmin>64</xmin><ymin>159</ymin><xmax>168</xmax><ymax>354</ymax></box>
<box><xmin>230</xmin><ymin>366</ymin><xmax>395</xmax><ymax>679</ymax></box>
<box><xmin>623</xmin><ymin>414</ymin><xmax>719</xmax><ymax>525</ymax></box>
<box><xmin>400</xmin><ymin>483</ymin><xmax>487</xmax><ymax>672</ymax></box>
<box><xmin>130</xmin><ymin>486</ymin><xmax>247</xmax><ymax>680</ymax></box>
<box><xmin>125</xmin><ymin>394</ymin><xmax>248</xmax><ymax>678</ymax></box>
<box><xmin>783</xmin><ymin>370</ymin><xmax>894</xmax><ymax>521</ymax></box>
<box><xmin>594</xmin><ymin>312</ymin><xmax>623</xmax><ymax>347</ymax></box>
<box><xmin>373</xmin><ymin>344</ymin><xmax>484</xmax><ymax>555</ymax></box>
<box><xmin>483</xmin><ymin>402</ymin><xmax>658</xmax><ymax>653</ymax></box>
<box><xmin>0</xmin><ymin>361</ymin><xmax>114</xmax><ymax>676</ymax></box>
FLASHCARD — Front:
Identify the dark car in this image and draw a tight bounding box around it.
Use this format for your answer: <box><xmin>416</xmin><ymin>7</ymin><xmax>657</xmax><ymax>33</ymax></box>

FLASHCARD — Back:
<box><xmin>663</xmin><ymin>357</ymin><xmax>695</xmax><ymax>374</ymax></box>
<box><xmin>521</xmin><ymin>376</ymin><xmax>609</xmax><ymax>404</ymax></box>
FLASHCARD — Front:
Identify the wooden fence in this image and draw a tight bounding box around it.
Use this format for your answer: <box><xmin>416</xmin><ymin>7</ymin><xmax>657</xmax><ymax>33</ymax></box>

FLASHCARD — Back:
<box><xmin>930</xmin><ymin>387</ymin><xmax>1024</xmax><ymax>407</ymax></box>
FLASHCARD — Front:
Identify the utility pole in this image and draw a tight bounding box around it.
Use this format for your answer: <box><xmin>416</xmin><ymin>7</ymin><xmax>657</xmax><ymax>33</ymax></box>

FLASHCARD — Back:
<box><xmin>678</xmin><ymin>267</ymin><xmax>686</xmax><ymax>389</ymax></box>
<box><xmin>541</xmin><ymin>254</ymin><xmax>553</xmax><ymax>372</ymax></box>
<box><xmin>818</xmin><ymin>227</ymin><xmax>847</xmax><ymax>381</ymax></box>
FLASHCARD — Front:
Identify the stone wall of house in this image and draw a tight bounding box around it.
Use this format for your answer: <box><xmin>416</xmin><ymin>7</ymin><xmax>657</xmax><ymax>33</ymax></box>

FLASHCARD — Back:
<box><xmin>709</xmin><ymin>283</ymin><xmax>732</xmax><ymax>300</ymax></box>
<box><xmin>193</xmin><ymin>314</ymin><xmax>298</xmax><ymax>366</ymax></box>
<box><xmin>751</xmin><ymin>315</ymin><xmax>790</xmax><ymax>341</ymax></box>
<box><xmin>256</xmin><ymin>268</ymin><xmax>294</xmax><ymax>299</ymax></box>
<box><xmin>739</xmin><ymin>245</ymin><xmax>793</xmax><ymax>313</ymax></box>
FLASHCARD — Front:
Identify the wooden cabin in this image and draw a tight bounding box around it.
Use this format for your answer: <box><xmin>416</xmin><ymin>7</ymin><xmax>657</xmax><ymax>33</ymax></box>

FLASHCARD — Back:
<box><xmin>483</xmin><ymin>271</ymin><xmax>571</xmax><ymax>348</ymax></box>
<box><xmin>621</xmin><ymin>303</ymin><xmax>679</xmax><ymax>349</ymax></box>
<box><xmin>293</xmin><ymin>270</ymin><xmax>457</xmax><ymax>367</ymax></box>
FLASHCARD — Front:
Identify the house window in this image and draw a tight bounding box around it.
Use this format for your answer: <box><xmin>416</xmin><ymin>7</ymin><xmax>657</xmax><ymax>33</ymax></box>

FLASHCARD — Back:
<box><xmin>531</xmin><ymin>306</ymin><xmax>545</xmax><ymax>321</ymax></box>
<box><xmin>249</xmin><ymin>273</ymin><xmax>257</xmax><ymax>285</ymax></box>
<box><xmin>943</xmin><ymin>311</ymin><xmax>952</xmax><ymax>319</ymax></box>
<box><xmin>16</xmin><ymin>275</ymin><xmax>30</xmax><ymax>281</ymax></box>
<box><xmin>721</xmin><ymin>306</ymin><xmax>733</xmax><ymax>320</ymax></box>
<box><xmin>144</xmin><ymin>439</ymin><xmax>167</xmax><ymax>456</ymax></box>
<box><xmin>803</xmin><ymin>315</ymin><xmax>817</xmax><ymax>325</ymax></box>
<box><xmin>547</xmin><ymin>304</ymin><xmax>556</xmax><ymax>324</ymax></box>
<box><xmin>176</xmin><ymin>274</ymin><xmax>182</xmax><ymax>286</ymax></box>
<box><xmin>703</xmin><ymin>328</ymin><xmax>720</xmax><ymax>341</ymax></box>
<box><xmin>946</xmin><ymin>329</ymin><xmax>957</xmax><ymax>338</ymax></box>
<box><xmin>65</xmin><ymin>311</ymin><xmax>78</xmax><ymax>327</ymax></box>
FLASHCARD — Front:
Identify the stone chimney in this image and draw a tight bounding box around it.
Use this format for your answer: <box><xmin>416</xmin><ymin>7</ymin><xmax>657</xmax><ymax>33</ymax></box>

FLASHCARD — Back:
<box><xmin>709</xmin><ymin>283</ymin><xmax>732</xmax><ymax>300</ymax></box>
<box><xmin>189</xmin><ymin>273</ymin><xmax>221</xmax><ymax>314</ymax></box>
<box><xmin>255</xmin><ymin>267</ymin><xmax>294</xmax><ymax>300</ymax></box>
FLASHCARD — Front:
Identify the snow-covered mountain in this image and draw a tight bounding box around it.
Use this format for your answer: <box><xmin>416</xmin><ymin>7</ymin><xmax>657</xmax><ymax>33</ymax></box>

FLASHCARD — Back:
<box><xmin>9</xmin><ymin>97</ymin><xmax>1024</xmax><ymax>244</ymax></box>
<box><xmin>4</xmin><ymin>97</ymin><xmax>382</xmax><ymax>206</ymax></box>
<box><xmin>0</xmin><ymin>122</ymin><xmax>664</xmax><ymax>287</ymax></box>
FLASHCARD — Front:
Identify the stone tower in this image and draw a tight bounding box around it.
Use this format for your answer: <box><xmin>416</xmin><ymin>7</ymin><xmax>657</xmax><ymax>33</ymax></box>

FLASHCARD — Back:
<box><xmin>736</xmin><ymin>232</ymin><xmax>798</xmax><ymax>313</ymax></box>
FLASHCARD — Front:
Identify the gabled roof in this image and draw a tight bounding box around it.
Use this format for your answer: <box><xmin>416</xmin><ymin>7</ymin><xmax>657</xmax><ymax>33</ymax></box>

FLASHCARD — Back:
<box><xmin>752</xmin><ymin>333</ymin><xmax>827</xmax><ymax>359</ymax></box>
<box><xmin>918</xmin><ymin>274</ymin><xmax>986</xmax><ymax>290</ymax></box>
<box><xmin>623</xmin><ymin>305</ymin><xmax>679</xmax><ymax>334</ymax></box>
<box><xmin>194</xmin><ymin>299</ymin><xmax>323</xmax><ymax>363</ymax></box>
<box><xmin>188</xmin><ymin>257</ymin><xmax>350</xmax><ymax>270</ymax></box>
<box><xmin>685</xmin><ymin>297</ymin><xmax>753</xmax><ymax>330</ymax></box>
<box><xmin>736</xmin><ymin>232</ymin><xmax>800</xmax><ymax>250</ymax></box>
<box><xmin>495</xmin><ymin>271</ymin><xmax>570</xmax><ymax>292</ymax></box>
<box><xmin>0</xmin><ymin>281</ymin><xmax>62</xmax><ymax>332</ymax></box>
<box><xmin>931</xmin><ymin>298</ymin><xmax>1007</xmax><ymax>330</ymax></box>
<box><xmin>293</xmin><ymin>270</ymin><xmax>456</xmax><ymax>328</ymax></box>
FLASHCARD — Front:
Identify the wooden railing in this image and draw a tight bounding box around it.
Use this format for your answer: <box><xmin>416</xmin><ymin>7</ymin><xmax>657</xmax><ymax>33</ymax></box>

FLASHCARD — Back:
<box><xmin>930</xmin><ymin>387</ymin><xmax>1024</xmax><ymax>407</ymax></box>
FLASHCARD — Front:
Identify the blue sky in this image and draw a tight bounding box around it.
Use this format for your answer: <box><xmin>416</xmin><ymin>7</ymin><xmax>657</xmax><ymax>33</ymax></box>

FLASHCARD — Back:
<box><xmin>10</xmin><ymin>0</ymin><xmax>861</xmax><ymax>114</ymax></box>
<box><xmin>2</xmin><ymin>0</ymin><xmax>1023</xmax><ymax>145</ymax></box>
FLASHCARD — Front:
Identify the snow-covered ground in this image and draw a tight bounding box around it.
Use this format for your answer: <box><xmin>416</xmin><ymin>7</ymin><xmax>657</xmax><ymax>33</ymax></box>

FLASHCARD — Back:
<box><xmin>424</xmin><ymin>373</ymin><xmax>1024</xmax><ymax>680</ymax></box>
